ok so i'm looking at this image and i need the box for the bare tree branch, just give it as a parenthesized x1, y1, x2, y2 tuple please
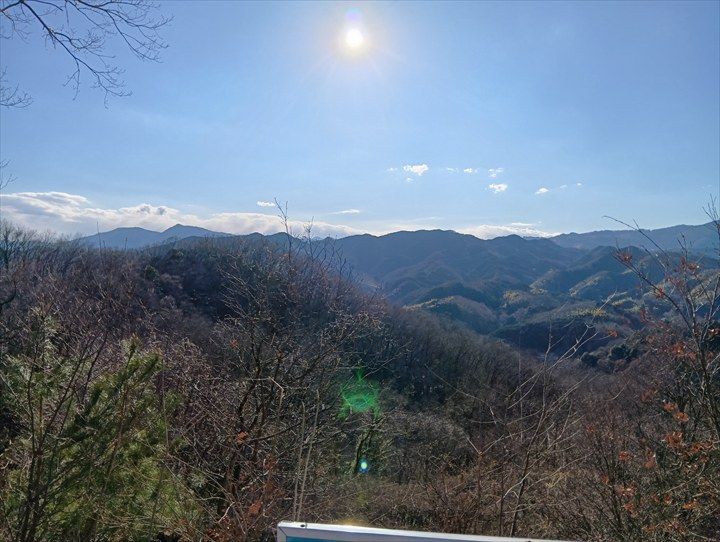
(0, 0, 170, 104)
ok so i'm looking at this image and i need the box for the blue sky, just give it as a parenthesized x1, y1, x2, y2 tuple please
(1, 0, 718, 238)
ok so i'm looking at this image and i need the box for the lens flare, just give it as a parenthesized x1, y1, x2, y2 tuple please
(340, 372, 380, 418)
(358, 458, 370, 474)
(340, 8, 369, 56)
(345, 8, 362, 23)
(345, 28, 365, 50)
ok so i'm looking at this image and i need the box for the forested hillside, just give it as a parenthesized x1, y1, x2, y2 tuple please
(1, 219, 718, 541)
(80, 225, 720, 367)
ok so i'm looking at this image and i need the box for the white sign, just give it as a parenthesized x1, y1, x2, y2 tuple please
(277, 522, 573, 542)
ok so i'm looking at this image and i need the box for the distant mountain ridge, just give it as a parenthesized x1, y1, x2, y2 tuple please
(551, 222, 717, 251)
(77, 221, 718, 360)
(79, 220, 718, 252)
(79, 224, 230, 249)
(331, 230, 582, 304)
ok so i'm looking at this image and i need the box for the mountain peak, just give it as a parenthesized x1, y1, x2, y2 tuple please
(162, 224, 219, 235)
(79, 223, 230, 249)
(163, 223, 187, 232)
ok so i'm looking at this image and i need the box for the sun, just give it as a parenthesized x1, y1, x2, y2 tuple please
(344, 27, 365, 51)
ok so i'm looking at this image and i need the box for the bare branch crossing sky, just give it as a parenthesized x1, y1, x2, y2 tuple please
(1, 1, 718, 238)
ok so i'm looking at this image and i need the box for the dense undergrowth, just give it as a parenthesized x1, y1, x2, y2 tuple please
(1, 220, 718, 541)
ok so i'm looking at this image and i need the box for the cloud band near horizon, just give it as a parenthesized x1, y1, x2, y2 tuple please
(0, 190, 557, 240)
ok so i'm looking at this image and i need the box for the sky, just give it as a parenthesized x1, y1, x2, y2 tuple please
(1, 0, 719, 239)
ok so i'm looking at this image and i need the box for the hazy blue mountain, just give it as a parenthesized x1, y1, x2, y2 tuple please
(79, 222, 718, 355)
(160, 224, 227, 241)
(550, 222, 717, 252)
(81, 221, 718, 254)
(331, 230, 582, 304)
(79, 224, 230, 249)
(530, 246, 648, 299)
(323, 229, 717, 355)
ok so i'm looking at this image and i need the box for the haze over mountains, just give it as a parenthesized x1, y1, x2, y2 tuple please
(78, 224, 228, 249)
(551, 222, 719, 251)
(81, 221, 717, 252)
(329, 230, 716, 361)
(78, 221, 718, 365)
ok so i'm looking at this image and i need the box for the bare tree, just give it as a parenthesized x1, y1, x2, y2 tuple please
(0, 69, 31, 108)
(555, 207, 720, 541)
(611, 205, 720, 441)
(0, 0, 170, 103)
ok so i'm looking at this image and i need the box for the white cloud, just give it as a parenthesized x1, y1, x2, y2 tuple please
(488, 183, 508, 194)
(559, 184, 568, 189)
(1, 191, 361, 238)
(386, 167, 398, 172)
(488, 167, 505, 178)
(463, 168, 476, 174)
(404, 177, 414, 183)
(402, 164, 429, 176)
(331, 209, 361, 215)
(535, 187, 550, 195)
(256, 200, 276, 207)
(445, 167, 458, 173)
(2, 191, 90, 214)
(1, 191, 561, 242)
(459, 223, 556, 239)
(576, 182, 583, 186)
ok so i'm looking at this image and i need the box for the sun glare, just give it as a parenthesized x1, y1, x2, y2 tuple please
(344, 27, 365, 51)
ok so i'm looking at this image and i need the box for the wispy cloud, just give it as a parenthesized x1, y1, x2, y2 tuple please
(445, 167, 458, 173)
(256, 200, 276, 208)
(386, 167, 398, 172)
(402, 164, 429, 176)
(488, 183, 508, 194)
(2, 191, 361, 238)
(8, 191, 90, 207)
(463, 168, 477, 174)
(488, 167, 505, 178)
(331, 209, 361, 215)
(535, 183, 581, 195)
(1, 191, 562, 242)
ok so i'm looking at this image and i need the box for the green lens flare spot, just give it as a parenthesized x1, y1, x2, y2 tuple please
(339, 371, 380, 418)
